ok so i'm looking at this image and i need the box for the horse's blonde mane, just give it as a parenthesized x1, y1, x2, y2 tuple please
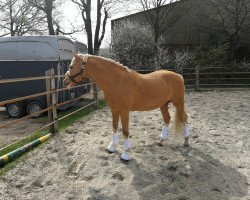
(80, 54, 129, 71)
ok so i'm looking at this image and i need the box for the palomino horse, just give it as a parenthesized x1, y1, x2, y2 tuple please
(64, 53, 190, 161)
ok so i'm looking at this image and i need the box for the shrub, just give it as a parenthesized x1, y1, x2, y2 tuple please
(192, 43, 230, 68)
(173, 50, 194, 73)
(154, 40, 171, 70)
(111, 21, 157, 70)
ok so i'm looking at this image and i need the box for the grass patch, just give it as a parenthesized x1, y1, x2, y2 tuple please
(58, 99, 106, 131)
(0, 153, 28, 176)
(0, 130, 47, 157)
(0, 141, 50, 177)
(0, 99, 106, 175)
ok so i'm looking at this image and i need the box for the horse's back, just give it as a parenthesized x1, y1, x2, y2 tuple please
(128, 70, 185, 111)
(143, 70, 185, 98)
(139, 70, 184, 89)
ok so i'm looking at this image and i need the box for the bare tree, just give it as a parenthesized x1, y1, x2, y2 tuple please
(71, 0, 126, 55)
(0, 0, 46, 36)
(54, 21, 84, 38)
(0, 0, 7, 10)
(28, 0, 83, 37)
(71, 0, 104, 54)
(28, 0, 58, 35)
(138, 0, 185, 44)
(201, 0, 250, 57)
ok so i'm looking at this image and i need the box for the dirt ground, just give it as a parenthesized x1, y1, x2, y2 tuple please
(0, 107, 47, 148)
(0, 90, 249, 200)
(0, 96, 95, 148)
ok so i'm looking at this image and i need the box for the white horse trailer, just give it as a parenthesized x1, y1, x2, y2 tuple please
(0, 36, 88, 118)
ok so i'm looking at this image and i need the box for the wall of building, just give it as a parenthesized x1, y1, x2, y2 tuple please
(112, 0, 250, 49)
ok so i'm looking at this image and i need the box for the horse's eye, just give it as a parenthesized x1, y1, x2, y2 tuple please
(70, 66, 73, 69)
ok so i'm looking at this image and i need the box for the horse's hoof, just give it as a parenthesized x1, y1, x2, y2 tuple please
(107, 144, 116, 153)
(158, 142, 163, 147)
(106, 149, 115, 154)
(121, 151, 131, 161)
(183, 143, 189, 147)
(120, 157, 130, 163)
(183, 138, 189, 147)
(158, 139, 164, 146)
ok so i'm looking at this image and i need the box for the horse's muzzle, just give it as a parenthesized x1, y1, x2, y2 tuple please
(63, 77, 69, 86)
(63, 75, 73, 88)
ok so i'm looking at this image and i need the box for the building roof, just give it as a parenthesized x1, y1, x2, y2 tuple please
(111, 0, 186, 23)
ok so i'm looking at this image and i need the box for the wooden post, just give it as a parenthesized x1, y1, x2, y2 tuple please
(45, 70, 54, 133)
(45, 69, 58, 133)
(195, 65, 200, 91)
(92, 82, 99, 108)
(51, 70, 58, 133)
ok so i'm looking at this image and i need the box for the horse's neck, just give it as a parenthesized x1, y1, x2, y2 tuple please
(86, 57, 126, 93)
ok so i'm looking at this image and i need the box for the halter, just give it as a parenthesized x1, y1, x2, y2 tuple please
(67, 54, 89, 84)
(67, 65, 85, 84)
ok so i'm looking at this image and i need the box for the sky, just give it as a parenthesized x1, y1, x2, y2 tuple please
(62, 1, 141, 48)
(62, 0, 174, 48)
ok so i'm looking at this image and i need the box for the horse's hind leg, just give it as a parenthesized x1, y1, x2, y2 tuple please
(107, 110, 120, 153)
(120, 110, 132, 161)
(173, 102, 190, 147)
(158, 102, 171, 146)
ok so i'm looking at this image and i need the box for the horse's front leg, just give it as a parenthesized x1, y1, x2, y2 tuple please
(120, 111, 131, 161)
(107, 110, 119, 153)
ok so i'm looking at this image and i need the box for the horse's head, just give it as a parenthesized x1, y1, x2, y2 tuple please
(64, 52, 88, 88)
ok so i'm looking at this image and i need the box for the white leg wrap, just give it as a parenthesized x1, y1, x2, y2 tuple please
(111, 134, 119, 145)
(160, 125, 169, 141)
(121, 139, 132, 160)
(183, 126, 190, 138)
(107, 134, 119, 153)
(124, 139, 132, 151)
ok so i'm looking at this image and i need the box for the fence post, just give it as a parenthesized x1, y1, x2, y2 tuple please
(92, 82, 99, 108)
(45, 69, 58, 133)
(45, 70, 54, 133)
(51, 70, 58, 133)
(195, 65, 200, 91)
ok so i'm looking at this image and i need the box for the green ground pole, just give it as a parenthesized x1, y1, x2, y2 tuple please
(0, 133, 52, 168)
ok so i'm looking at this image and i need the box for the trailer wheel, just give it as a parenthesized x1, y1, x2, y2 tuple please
(26, 101, 44, 118)
(6, 102, 25, 118)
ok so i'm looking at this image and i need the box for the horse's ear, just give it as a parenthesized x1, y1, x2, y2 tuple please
(72, 52, 79, 59)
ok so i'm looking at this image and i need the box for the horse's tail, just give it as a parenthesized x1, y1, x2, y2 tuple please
(173, 109, 185, 135)
(171, 73, 188, 135)
(172, 103, 188, 136)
